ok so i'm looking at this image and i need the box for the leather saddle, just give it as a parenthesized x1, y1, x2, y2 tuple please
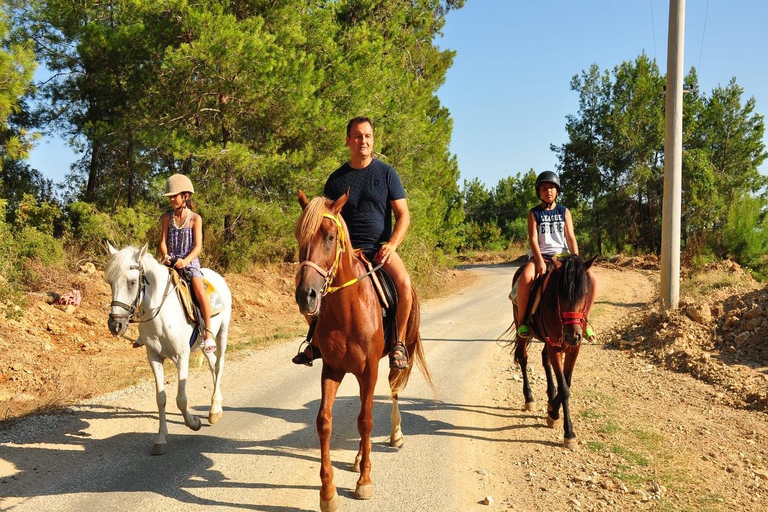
(356, 250, 398, 347)
(168, 268, 225, 325)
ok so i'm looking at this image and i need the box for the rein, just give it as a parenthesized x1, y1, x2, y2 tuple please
(298, 212, 382, 296)
(109, 262, 177, 324)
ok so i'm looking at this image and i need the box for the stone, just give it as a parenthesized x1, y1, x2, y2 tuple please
(482, 496, 494, 506)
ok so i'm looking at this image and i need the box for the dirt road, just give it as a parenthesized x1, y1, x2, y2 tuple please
(1, 264, 766, 511)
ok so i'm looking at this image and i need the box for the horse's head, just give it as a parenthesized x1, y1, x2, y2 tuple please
(104, 242, 150, 336)
(551, 254, 596, 346)
(294, 190, 349, 316)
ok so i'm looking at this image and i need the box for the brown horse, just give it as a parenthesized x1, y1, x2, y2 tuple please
(509, 254, 596, 449)
(294, 191, 432, 512)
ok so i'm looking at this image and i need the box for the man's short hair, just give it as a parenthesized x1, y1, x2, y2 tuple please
(346, 116, 374, 137)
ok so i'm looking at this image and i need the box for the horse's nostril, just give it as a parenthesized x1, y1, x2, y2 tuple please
(308, 288, 317, 300)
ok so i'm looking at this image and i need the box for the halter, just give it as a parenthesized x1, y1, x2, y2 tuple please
(544, 279, 589, 348)
(298, 212, 378, 297)
(109, 261, 176, 324)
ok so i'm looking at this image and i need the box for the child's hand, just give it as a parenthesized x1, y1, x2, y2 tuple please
(160, 254, 171, 265)
(535, 258, 547, 276)
(174, 258, 186, 269)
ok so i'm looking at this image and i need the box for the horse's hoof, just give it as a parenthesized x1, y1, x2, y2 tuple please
(320, 492, 339, 512)
(152, 443, 167, 455)
(189, 416, 202, 431)
(564, 437, 577, 450)
(390, 434, 404, 448)
(524, 401, 534, 412)
(354, 483, 374, 500)
(209, 411, 222, 425)
(546, 416, 558, 429)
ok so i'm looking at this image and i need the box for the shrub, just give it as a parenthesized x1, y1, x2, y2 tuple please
(15, 226, 66, 266)
(721, 195, 767, 270)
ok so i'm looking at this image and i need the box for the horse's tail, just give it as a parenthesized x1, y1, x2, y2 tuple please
(391, 287, 434, 396)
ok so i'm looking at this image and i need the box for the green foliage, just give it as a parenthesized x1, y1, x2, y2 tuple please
(0, 5, 37, 161)
(15, 225, 64, 266)
(18, 0, 465, 270)
(721, 195, 767, 270)
(66, 201, 114, 253)
(14, 193, 63, 235)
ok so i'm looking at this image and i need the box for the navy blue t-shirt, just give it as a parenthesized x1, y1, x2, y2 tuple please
(324, 159, 406, 249)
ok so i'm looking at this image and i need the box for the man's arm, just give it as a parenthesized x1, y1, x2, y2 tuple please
(376, 198, 410, 264)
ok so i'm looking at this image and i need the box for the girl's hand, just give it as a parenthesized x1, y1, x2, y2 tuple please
(174, 258, 186, 269)
(535, 257, 547, 276)
(161, 254, 171, 265)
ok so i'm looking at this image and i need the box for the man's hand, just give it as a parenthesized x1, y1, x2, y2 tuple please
(375, 243, 396, 265)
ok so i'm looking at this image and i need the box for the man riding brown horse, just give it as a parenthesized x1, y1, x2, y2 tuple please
(293, 116, 413, 370)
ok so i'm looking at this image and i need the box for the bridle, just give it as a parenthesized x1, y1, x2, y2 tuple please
(297, 212, 380, 298)
(109, 261, 176, 324)
(543, 271, 590, 348)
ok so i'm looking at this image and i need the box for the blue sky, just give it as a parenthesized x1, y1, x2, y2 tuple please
(435, 0, 768, 188)
(28, 1, 768, 188)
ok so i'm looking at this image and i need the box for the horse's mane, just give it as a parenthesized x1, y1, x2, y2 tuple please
(104, 246, 157, 282)
(557, 254, 589, 307)
(296, 196, 332, 250)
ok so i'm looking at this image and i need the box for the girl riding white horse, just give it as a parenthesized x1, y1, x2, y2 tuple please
(105, 242, 232, 455)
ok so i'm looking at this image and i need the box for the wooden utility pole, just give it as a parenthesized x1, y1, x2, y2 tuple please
(660, 0, 685, 311)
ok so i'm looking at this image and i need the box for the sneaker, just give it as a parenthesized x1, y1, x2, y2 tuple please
(585, 326, 596, 342)
(517, 324, 530, 338)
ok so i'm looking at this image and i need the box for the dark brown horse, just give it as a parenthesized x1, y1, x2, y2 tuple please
(510, 254, 596, 449)
(294, 191, 432, 512)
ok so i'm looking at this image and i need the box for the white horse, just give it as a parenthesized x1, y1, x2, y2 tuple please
(104, 243, 232, 455)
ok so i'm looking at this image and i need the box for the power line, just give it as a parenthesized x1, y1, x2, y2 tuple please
(649, 0, 658, 60)
(698, 0, 711, 72)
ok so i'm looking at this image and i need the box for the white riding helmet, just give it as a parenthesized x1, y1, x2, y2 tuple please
(163, 174, 194, 196)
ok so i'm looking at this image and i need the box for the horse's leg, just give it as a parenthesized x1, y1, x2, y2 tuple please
(353, 366, 377, 500)
(560, 347, 581, 449)
(515, 332, 534, 411)
(318, 366, 343, 512)
(207, 320, 228, 424)
(147, 351, 169, 455)
(389, 369, 404, 448)
(541, 341, 560, 418)
(175, 352, 202, 432)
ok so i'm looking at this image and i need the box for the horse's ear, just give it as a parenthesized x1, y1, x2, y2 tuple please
(298, 189, 309, 210)
(106, 240, 118, 256)
(585, 255, 598, 270)
(332, 189, 349, 214)
(137, 243, 149, 262)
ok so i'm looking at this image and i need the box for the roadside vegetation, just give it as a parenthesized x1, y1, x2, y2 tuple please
(0, 1, 766, 306)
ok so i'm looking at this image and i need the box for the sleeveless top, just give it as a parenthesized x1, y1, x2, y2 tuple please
(528, 204, 570, 258)
(167, 210, 203, 278)
(323, 159, 406, 249)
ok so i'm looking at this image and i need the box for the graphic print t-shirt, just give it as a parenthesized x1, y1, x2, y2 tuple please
(323, 159, 406, 249)
(529, 204, 570, 257)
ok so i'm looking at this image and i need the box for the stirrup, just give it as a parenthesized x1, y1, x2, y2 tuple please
(292, 339, 321, 367)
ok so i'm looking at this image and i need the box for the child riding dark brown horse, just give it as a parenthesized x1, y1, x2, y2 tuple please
(294, 190, 433, 512)
(510, 254, 596, 449)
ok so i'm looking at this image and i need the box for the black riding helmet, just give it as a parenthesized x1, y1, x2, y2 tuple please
(535, 171, 561, 203)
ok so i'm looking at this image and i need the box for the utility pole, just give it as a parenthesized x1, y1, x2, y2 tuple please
(660, 0, 685, 311)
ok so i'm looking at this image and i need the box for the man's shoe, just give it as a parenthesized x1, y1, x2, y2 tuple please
(292, 344, 322, 366)
(517, 324, 530, 338)
(389, 342, 409, 370)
